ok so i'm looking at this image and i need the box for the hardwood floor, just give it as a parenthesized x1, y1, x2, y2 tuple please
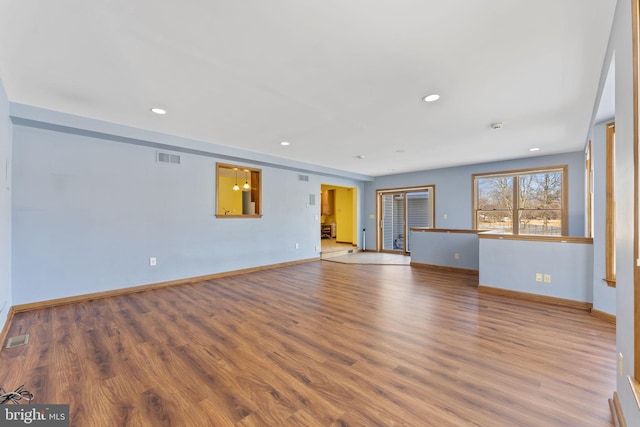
(0, 262, 615, 426)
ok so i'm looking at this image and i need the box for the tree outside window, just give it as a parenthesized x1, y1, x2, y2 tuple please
(474, 166, 567, 236)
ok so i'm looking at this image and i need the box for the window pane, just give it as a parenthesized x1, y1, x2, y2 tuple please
(518, 210, 562, 235)
(406, 191, 432, 252)
(477, 177, 513, 210)
(474, 166, 566, 235)
(477, 210, 513, 232)
(518, 172, 562, 209)
(382, 193, 405, 250)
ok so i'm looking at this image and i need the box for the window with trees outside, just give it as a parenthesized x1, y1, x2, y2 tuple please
(473, 166, 568, 236)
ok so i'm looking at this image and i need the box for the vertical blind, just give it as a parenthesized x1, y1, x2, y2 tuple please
(380, 189, 433, 252)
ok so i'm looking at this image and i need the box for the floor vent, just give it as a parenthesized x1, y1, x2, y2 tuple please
(6, 334, 29, 349)
(348, 249, 354, 254)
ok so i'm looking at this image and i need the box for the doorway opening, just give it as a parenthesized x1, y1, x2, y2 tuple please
(320, 184, 358, 256)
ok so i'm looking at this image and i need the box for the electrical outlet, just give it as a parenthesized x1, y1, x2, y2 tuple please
(535, 273, 542, 282)
(443, 213, 448, 219)
(315, 245, 320, 252)
(619, 353, 624, 377)
(295, 243, 299, 249)
(543, 274, 551, 283)
(149, 257, 157, 266)
(454, 253, 459, 260)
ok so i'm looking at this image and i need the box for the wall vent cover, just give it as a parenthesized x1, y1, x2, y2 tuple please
(298, 174, 309, 182)
(308, 194, 316, 206)
(6, 334, 29, 348)
(157, 152, 181, 164)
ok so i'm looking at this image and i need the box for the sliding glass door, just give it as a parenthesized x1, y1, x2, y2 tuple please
(381, 193, 405, 251)
(378, 186, 434, 254)
(405, 191, 431, 252)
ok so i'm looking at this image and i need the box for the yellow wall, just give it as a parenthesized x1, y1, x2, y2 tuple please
(218, 175, 242, 215)
(321, 184, 357, 244)
(335, 187, 353, 243)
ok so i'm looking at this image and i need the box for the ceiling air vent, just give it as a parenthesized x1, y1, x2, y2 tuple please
(157, 151, 181, 165)
(298, 174, 309, 182)
(6, 334, 29, 348)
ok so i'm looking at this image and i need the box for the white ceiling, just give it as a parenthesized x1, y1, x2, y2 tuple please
(0, 0, 616, 177)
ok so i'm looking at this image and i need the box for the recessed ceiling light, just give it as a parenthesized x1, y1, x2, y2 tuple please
(280, 141, 290, 146)
(422, 94, 440, 102)
(396, 149, 406, 153)
(490, 122, 503, 130)
(356, 155, 365, 159)
(529, 147, 540, 152)
(150, 107, 167, 115)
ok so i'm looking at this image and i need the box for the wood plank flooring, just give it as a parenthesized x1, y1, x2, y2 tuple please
(0, 262, 615, 426)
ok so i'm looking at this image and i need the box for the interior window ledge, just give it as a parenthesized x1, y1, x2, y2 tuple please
(215, 214, 263, 219)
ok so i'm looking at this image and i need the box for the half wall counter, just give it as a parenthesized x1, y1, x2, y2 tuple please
(409, 228, 482, 273)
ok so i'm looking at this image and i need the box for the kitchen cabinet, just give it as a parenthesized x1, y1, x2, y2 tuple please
(321, 189, 334, 215)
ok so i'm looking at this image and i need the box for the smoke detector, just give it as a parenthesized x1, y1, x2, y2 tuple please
(490, 122, 503, 130)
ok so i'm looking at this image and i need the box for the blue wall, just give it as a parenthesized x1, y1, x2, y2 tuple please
(11, 109, 365, 305)
(0, 80, 11, 331)
(479, 238, 593, 302)
(410, 231, 479, 270)
(606, 0, 640, 422)
(363, 151, 586, 249)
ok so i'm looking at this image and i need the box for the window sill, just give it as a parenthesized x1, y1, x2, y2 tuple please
(603, 278, 616, 287)
(477, 233, 593, 244)
(215, 214, 262, 219)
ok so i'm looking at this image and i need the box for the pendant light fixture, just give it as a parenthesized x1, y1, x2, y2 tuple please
(233, 170, 240, 191)
(242, 171, 250, 191)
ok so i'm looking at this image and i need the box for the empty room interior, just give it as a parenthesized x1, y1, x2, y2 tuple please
(1, 1, 640, 426)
